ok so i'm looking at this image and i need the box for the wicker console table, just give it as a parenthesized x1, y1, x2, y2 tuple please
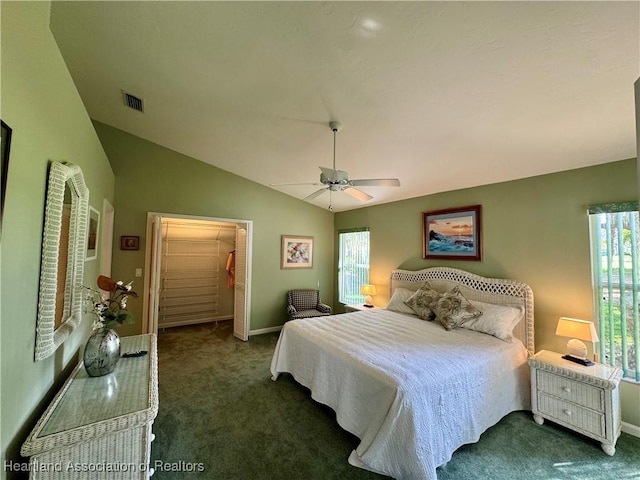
(21, 334, 158, 479)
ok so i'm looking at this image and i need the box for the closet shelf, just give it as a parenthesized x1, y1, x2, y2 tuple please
(160, 304, 218, 315)
(162, 280, 219, 288)
(161, 268, 220, 273)
(161, 289, 218, 297)
(162, 273, 219, 279)
(162, 253, 220, 258)
(161, 301, 219, 310)
(162, 239, 225, 243)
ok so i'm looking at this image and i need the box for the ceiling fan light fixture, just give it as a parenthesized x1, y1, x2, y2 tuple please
(273, 121, 400, 207)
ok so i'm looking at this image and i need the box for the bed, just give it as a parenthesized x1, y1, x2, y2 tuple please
(270, 267, 535, 480)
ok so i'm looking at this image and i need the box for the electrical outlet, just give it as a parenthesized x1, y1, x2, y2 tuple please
(135, 268, 142, 277)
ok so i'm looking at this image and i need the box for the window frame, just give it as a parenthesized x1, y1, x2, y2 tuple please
(337, 228, 370, 306)
(588, 201, 640, 382)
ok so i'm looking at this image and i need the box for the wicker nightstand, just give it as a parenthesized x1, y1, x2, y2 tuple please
(344, 304, 379, 313)
(528, 350, 622, 455)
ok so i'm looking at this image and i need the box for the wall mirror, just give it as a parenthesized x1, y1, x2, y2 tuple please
(35, 161, 89, 361)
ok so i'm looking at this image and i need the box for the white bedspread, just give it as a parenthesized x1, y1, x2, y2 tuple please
(270, 308, 530, 480)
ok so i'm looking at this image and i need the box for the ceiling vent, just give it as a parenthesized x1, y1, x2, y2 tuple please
(122, 91, 144, 113)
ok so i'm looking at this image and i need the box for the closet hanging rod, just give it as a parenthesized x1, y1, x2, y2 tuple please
(161, 268, 220, 274)
(163, 221, 237, 229)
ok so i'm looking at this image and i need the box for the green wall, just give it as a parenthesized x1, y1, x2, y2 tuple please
(335, 158, 640, 427)
(0, 2, 115, 476)
(92, 121, 334, 335)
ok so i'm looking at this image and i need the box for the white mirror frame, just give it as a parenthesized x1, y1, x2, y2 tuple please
(35, 162, 89, 361)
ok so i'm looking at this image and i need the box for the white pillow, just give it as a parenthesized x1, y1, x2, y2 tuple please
(385, 287, 419, 316)
(463, 300, 525, 342)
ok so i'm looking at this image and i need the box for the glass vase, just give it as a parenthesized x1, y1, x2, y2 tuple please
(83, 327, 120, 377)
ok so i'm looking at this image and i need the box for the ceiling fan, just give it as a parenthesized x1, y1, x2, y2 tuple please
(271, 121, 400, 210)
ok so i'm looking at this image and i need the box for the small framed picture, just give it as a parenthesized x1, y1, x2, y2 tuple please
(423, 205, 482, 261)
(86, 206, 100, 261)
(281, 235, 314, 269)
(120, 235, 139, 251)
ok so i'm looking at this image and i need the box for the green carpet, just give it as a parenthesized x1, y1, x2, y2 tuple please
(151, 322, 640, 479)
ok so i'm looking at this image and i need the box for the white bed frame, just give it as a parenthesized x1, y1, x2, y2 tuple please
(390, 266, 535, 355)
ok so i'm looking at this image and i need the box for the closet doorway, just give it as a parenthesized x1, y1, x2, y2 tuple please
(143, 213, 252, 341)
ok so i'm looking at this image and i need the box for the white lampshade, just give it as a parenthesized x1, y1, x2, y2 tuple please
(361, 284, 377, 306)
(555, 317, 599, 342)
(555, 317, 599, 363)
(360, 284, 377, 296)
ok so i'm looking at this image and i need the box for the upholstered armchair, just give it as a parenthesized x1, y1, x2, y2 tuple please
(287, 290, 332, 321)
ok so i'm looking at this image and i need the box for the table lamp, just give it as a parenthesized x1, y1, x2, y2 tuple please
(361, 284, 377, 307)
(555, 317, 599, 366)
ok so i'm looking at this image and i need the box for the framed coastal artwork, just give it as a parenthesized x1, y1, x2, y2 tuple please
(281, 235, 313, 269)
(422, 205, 482, 261)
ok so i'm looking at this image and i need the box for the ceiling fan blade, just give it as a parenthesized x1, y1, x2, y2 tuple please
(319, 167, 348, 183)
(270, 182, 322, 186)
(349, 178, 401, 187)
(304, 188, 328, 201)
(344, 187, 373, 202)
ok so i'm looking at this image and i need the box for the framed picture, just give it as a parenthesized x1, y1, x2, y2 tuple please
(423, 205, 482, 261)
(281, 235, 314, 269)
(1, 120, 12, 224)
(120, 235, 139, 251)
(86, 206, 100, 261)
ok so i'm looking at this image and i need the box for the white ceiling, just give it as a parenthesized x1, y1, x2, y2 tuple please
(50, 1, 639, 212)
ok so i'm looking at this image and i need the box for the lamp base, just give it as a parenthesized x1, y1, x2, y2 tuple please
(363, 294, 373, 307)
(562, 354, 595, 366)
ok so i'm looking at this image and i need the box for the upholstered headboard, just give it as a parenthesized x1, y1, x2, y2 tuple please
(390, 267, 535, 355)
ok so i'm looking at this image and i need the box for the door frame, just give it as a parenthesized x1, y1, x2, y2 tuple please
(142, 212, 252, 338)
(99, 199, 114, 277)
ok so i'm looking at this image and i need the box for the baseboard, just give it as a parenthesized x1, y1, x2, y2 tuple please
(621, 421, 640, 438)
(249, 325, 282, 336)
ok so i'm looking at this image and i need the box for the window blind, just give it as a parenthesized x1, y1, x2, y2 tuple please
(589, 204, 640, 381)
(338, 229, 370, 305)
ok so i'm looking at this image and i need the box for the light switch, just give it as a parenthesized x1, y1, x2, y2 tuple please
(135, 268, 142, 277)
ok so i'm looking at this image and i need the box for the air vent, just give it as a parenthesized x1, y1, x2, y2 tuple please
(122, 91, 144, 113)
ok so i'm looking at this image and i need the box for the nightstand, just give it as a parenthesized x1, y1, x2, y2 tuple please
(344, 304, 379, 313)
(528, 350, 622, 455)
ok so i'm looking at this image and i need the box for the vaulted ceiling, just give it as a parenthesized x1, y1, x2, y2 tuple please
(50, 1, 639, 212)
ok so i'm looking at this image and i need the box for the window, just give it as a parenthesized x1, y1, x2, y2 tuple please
(338, 229, 370, 305)
(589, 202, 640, 381)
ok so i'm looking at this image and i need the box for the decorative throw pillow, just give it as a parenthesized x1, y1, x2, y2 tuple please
(404, 282, 441, 321)
(433, 286, 482, 330)
(386, 288, 420, 316)
(462, 300, 525, 342)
